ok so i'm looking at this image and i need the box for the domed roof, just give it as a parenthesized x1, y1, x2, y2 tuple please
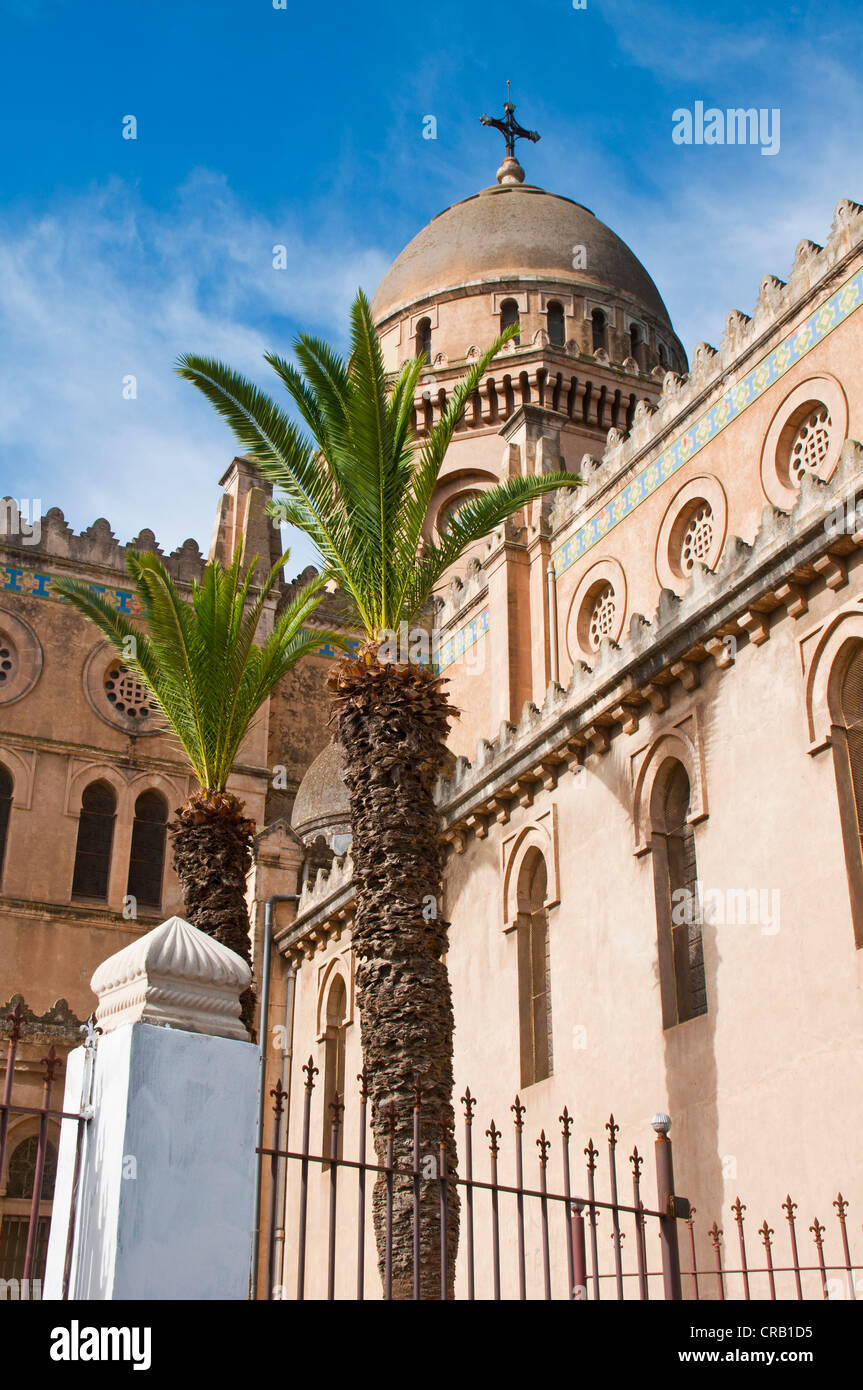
(370, 182, 675, 328)
(291, 739, 349, 838)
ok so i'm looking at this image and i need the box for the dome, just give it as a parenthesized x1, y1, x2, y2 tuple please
(370, 182, 675, 330)
(291, 740, 350, 844)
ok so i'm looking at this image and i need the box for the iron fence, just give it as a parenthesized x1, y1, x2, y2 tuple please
(257, 1058, 862, 1302)
(0, 1002, 97, 1299)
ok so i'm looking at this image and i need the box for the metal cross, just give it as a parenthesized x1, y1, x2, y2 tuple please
(480, 82, 540, 159)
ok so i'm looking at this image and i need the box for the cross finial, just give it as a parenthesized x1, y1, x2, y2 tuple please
(479, 85, 540, 185)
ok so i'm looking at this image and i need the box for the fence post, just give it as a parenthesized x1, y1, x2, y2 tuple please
(653, 1112, 683, 1301)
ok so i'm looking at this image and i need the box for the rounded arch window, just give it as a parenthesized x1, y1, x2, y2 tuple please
(591, 309, 607, 353)
(500, 298, 520, 344)
(546, 301, 565, 347)
(436, 489, 482, 536)
(760, 376, 847, 510)
(126, 789, 168, 910)
(71, 779, 117, 901)
(0, 762, 12, 884)
(6, 1134, 58, 1200)
(415, 317, 432, 365)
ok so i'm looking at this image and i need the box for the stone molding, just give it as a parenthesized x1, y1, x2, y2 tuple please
(91, 915, 251, 1040)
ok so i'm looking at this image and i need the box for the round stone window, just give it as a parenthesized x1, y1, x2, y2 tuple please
(0, 615, 42, 706)
(104, 663, 160, 721)
(655, 476, 727, 595)
(587, 583, 616, 650)
(760, 376, 847, 510)
(0, 639, 17, 687)
(679, 501, 714, 575)
(787, 405, 832, 484)
(566, 560, 627, 662)
(83, 644, 162, 735)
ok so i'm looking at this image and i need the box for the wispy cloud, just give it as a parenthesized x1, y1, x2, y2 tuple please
(0, 170, 388, 572)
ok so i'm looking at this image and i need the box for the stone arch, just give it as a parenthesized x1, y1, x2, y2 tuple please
(315, 953, 353, 1042)
(0, 743, 36, 809)
(803, 606, 863, 750)
(632, 726, 707, 855)
(64, 762, 129, 819)
(501, 810, 559, 933)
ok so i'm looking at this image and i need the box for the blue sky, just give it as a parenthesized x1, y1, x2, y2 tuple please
(1, 0, 861, 576)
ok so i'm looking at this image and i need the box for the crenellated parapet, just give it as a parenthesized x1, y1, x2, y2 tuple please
(0, 501, 206, 582)
(549, 198, 863, 540)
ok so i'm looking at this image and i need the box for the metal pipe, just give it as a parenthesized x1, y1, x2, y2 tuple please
(546, 561, 559, 686)
(250, 893, 300, 1299)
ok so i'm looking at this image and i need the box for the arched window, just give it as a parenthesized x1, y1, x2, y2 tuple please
(658, 342, 668, 369)
(500, 298, 520, 345)
(71, 780, 116, 901)
(516, 849, 552, 1086)
(591, 309, 607, 353)
(547, 301, 565, 347)
(415, 318, 432, 365)
(321, 973, 347, 1164)
(0, 764, 12, 886)
(650, 761, 707, 1027)
(126, 790, 168, 910)
(831, 642, 863, 947)
(629, 323, 641, 360)
(5, 1135, 57, 1199)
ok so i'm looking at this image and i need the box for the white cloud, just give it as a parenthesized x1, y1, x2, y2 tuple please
(0, 171, 389, 575)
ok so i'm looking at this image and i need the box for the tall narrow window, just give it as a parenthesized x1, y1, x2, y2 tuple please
(0, 764, 12, 886)
(516, 850, 552, 1086)
(321, 974, 347, 1163)
(500, 298, 520, 345)
(415, 317, 432, 365)
(831, 642, 863, 947)
(547, 301, 565, 347)
(651, 760, 707, 1026)
(591, 308, 607, 353)
(126, 790, 168, 911)
(71, 781, 116, 901)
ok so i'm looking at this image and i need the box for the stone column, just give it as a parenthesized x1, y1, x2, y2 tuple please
(44, 916, 259, 1300)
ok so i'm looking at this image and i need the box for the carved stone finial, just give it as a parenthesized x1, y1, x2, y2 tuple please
(90, 916, 252, 1041)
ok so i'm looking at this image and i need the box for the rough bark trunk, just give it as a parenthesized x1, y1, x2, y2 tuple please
(329, 652, 459, 1299)
(169, 789, 256, 1034)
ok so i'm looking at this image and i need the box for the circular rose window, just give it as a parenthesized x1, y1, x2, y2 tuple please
(760, 376, 847, 510)
(587, 583, 616, 650)
(655, 476, 727, 595)
(104, 663, 160, 721)
(679, 501, 714, 574)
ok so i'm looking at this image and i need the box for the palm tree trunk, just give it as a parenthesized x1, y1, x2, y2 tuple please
(329, 653, 459, 1299)
(169, 790, 256, 1034)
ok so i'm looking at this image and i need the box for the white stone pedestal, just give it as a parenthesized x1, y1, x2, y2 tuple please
(44, 917, 259, 1300)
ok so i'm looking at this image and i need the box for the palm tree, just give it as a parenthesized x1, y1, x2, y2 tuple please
(177, 291, 582, 1296)
(54, 548, 338, 1032)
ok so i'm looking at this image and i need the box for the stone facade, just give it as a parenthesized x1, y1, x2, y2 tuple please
(3, 156, 863, 1297)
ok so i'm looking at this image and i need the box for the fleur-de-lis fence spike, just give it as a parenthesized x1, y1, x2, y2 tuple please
(486, 1119, 501, 1156)
(80, 1013, 102, 1049)
(329, 1091, 345, 1127)
(731, 1196, 746, 1224)
(5, 1000, 25, 1043)
(302, 1055, 319, 1090)
(606, 1114, 619, 1147)
(585, 1137, 598, 1172)
(357, 1067, 369, 1103)
(559, 1105, 573, 1139)
(461, 1087, 476, 1123)
(759, 1220, 774, 1247)
(630, 1146, 643, 1178)
(41, 1045, 61, 1083)
(270, 1080, 288, 1116)
(536, 1130, 550, 1167)
(709, 1222, 723, 1249)
(511, 1095, 525, 1130)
